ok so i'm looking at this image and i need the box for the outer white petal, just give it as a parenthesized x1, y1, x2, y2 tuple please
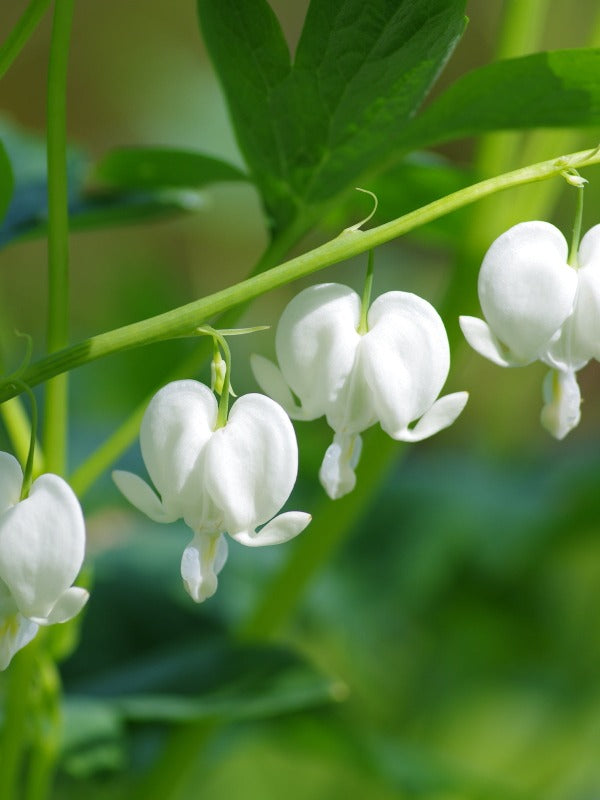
(478, 221, 577, 362)
(250, 354, 311, 419)
(0, 452, 23, 514)
(231, 511, 311, 546)
(0, 474, 85, 620)
(392, 392, 469, 442)
(540, 369, 581, 440)
(140, 380, 217, 517)
(557, 224, 600, 363)
(204, 393, 299, 532)
(318, 433, 363, 500)
(112, 470, 178, 523)
(360, 292, 451, 436)
(0, 613, 38, 670)
(34, 587, 89, 625)
(180, 532, 228, 603)
(275, 284, 361, 419)
(459, 316, 527, 367)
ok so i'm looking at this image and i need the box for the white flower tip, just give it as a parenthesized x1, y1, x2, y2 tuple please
(459, 316, 520, 367)
(180, 534, 228, 604)
(392, 391, 468, 442)
(112, 470, 176, 524)
(540, 369, 581, 440)
(318, 434, 362, 500)
(232, 511, 311, 546)
(250, 354, 307, 419)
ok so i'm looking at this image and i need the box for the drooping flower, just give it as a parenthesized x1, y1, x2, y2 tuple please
(0, 452, 88, 669)
(251, 283, 468, 500)
(459, 221, 600, 439)
(113, 380, 311, 603)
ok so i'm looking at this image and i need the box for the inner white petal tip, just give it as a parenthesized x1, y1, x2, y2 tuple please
(318, 434, 362, 500)
(540, 369, 581, 440)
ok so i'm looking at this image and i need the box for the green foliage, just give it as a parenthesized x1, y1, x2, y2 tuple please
(0, 139, 13, 223)
(94, 147, 247, 190)
(197, 0, 468, 233)
(402, 47, 600, 149)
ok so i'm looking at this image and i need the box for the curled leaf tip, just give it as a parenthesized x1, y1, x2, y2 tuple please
(343, 188, 379, 233)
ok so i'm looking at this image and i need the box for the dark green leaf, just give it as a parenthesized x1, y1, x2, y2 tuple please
(94, 147, 247, 190)
(0, 140, 13, 222)
(402, 48, 600, 150)
(198, 0, 467, 232)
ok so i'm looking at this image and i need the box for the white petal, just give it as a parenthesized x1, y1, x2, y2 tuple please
(478, 221, 577, 362)
(275, 284, 361, 420)
(0, 452, 23, 514)
(204, 393, 299, 532)
(459, 316, 526, 367)
(140, 380, 217, 517)
(540, 369, 581, 440)
(231, 511, 311, 546)
(360, 292, 451, 436)
(0, 613, 38, 670)
(35, 586, 89, 625)
(250, 354, 310, 419)
(392, 391, 469, 442)
(318, 433, 362, 500)
(0, 474, 85, 620)
(180, 532, 228, 603)
(112, 470, 177, 523)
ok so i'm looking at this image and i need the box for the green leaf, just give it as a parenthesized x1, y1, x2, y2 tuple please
(94, 146, 247, 190)
(402, 48, 600, 150)
(0, 140, 13, 223)
(198, 0, 467, 232)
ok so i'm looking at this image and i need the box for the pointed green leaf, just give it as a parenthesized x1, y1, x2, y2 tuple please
(198, 0, 467, 232)
(94, 147, 247, 190)
(402, 48, 600, 150)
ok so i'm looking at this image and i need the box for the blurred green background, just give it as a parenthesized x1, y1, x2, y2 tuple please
(2, 1, 600, 798)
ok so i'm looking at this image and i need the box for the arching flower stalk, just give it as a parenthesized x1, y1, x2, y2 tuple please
(460, 219, 600, 439)
(113, 379, 311, 603)
(252, 283, 468, 500)
(0, 453, 88, 669)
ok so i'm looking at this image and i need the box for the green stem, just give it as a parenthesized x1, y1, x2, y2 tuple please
(198, 327, 232, 427)
(568, 182, 585, 267)
(0, 398, 44, 476)
(3, 380, 39, 499)
(24, 650, 62, 800)
(2, 146, 599, 407)
(0, 0, 52, 80)
(357, 251, 374, 334)
(43, 0, 74, 476)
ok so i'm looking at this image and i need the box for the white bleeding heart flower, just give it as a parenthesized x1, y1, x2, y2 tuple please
(251, 283, 468, 500)
(459, 221, 600, 439)
(0, 452, 88, 670)
(113, 381, 311, 603)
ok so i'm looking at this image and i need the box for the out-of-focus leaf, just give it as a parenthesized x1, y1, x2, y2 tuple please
(61, 698, 126, 778)
(197, 0, 467, 232)
(0, 0, 52, 80)
(94, 147, 247, 190)
(0, 119, 206, 248)
(0, 140, 13, 222)
(402, 48, 600, 149)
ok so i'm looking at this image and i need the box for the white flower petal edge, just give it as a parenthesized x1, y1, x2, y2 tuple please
(540, 369, 582, 440)
(249, 354, 310, 420)
(392, 391, 469, 442)
(0, 466, 88, 669)
(231, 511, 311, 546)
(114, 381, 310, 603)
(459, 316, 527, 368)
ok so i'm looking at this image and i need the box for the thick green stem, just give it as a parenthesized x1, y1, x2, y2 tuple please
(43, 0, 74, 475)
(0, 0, 52, 79)
(2, 146, 600, 406)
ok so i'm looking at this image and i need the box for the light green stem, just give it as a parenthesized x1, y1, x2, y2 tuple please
(0, 0, 52, 79)
(568, 182, 585, 267)
(0, 398, 44, 476)
(43, 0, 74, 476)
(357, 251, 374, 334)
(2, 146, 600, 406)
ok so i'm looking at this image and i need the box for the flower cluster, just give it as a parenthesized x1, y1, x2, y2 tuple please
(113, 380, 311, 602)
(0, 453, 88, 669)
(252, 283, 468, 499)
(460, 221, 600, 438)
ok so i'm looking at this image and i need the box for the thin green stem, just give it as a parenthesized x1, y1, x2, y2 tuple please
(357, 251, 374, 334)
(1, 146, 599, 407)
(0, 0, 52, 80)
(568, 183, 585, 267)
(43, 0, 74, 476)
(198, 327, 232, 427)
(4, 380, 39, 499)
(0, 398, 44, 476)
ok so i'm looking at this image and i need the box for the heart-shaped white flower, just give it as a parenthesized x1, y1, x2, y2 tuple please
(252, 283, 468, 499)
(0, 452, 88, 669)
(113, 381, 310, 603)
